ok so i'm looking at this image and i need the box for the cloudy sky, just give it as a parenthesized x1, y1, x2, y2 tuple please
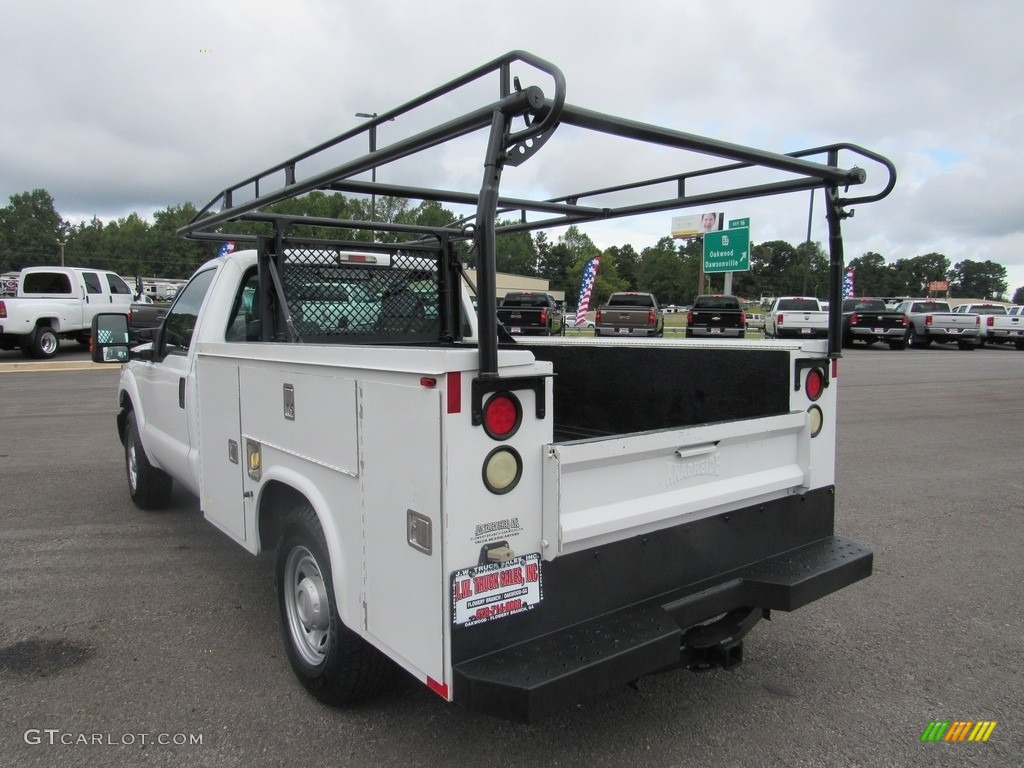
(3, 0, 1023, 295)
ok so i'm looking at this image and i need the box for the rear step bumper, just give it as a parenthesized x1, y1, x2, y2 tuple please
(452, 535, 871, 723)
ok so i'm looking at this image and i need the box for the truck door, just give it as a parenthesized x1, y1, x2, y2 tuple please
(105, 273, 135, 309)
(136, 267, 217, 496)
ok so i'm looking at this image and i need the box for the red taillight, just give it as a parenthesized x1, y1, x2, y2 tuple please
(739, 310, 746, 325)
(0, 301, 6, 319)
(777, 313, 784, 325)
(850, 313, 859, 325)
(925, 315, 933, 326)
(482, 392, 521, 440)
(539, 308, 548, 325)
(595, 309, 602, 324)
(648, 309, 656, 325)
(901, 316, 908, 326)
(987, 316, 994, 327)
(686, 311, 694, 324)
(805, 368, 825, 401)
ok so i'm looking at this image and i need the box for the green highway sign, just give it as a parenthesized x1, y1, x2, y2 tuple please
(728, 218, 749, 229)
(703, 227, 750, 273)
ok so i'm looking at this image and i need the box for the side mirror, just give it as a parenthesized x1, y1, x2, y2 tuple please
(91, 313, 131, 363)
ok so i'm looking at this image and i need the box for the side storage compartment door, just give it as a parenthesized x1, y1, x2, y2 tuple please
(196, 356, 247, 544)
(361, 380, 444, 683)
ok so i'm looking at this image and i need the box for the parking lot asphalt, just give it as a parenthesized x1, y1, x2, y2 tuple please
(0, 344, 1021, 768)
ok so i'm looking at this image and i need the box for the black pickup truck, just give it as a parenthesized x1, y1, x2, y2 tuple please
(841, 298, 907, 349)
(496, 291, 564, 336)
(685, 295, 747, 339)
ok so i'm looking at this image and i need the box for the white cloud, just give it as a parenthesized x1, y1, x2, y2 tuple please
(3, 0, 1024, 293)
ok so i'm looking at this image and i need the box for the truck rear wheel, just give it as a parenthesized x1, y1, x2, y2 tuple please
(25, 326, 60, 359)
(124, 411, 173, 509)
(276, 503, 390, 704)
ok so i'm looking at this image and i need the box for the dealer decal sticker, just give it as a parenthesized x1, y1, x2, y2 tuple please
(452, 553, 542, 626)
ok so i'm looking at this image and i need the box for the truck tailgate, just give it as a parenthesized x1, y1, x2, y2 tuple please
(543, 411, 807, 556)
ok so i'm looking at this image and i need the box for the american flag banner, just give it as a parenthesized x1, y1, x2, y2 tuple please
(574, 257, 600, 327)
(217, 241, 236, 258)
(843, 267, 855, 299)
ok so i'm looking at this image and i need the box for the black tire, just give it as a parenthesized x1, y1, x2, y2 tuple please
(888, 340, 907, 350)
(906, 327, 929, 348)
(1015, 340, 1024, 351)
(124, 411, 172, 510)
(957, 340, 976, 351)
(276, 502, 390, 704)
(684, 328, 693, 339)
(27, 326, 60, 359)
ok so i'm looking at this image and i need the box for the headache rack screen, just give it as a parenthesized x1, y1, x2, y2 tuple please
(260, 246, 447, 344)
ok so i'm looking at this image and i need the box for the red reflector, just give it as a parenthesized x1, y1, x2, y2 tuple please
(420, 376, 437, 388)
(426, 677, 449, 699)
(482, 392, 521, 440)
(447, 372, 461, 414)
(805, 368, 825, 401)
(832, 358, 839, 378)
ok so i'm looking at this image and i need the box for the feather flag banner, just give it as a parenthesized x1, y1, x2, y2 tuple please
(575, 257, 600, 327)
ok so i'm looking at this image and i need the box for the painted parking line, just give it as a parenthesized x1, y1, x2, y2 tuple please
(0, 360, 114, 373)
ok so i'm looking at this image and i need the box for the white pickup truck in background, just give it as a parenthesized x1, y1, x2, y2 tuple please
(88, 51, 894, 723)
(952, 303, 1024, 349)
(764, 296, 830, 340)
(895, 299, 979, 350)
(0, 266, 134, 358)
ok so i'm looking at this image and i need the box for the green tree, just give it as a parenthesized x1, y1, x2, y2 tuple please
(1012, 286, 1024, 305)
(637, 237, 686, 304)
(149, 203, 214, 278)
(947, 259, 1008, 299)
(749, 240, 802, 296)
(539, 226, 598, 296)
(564, 252, 627, 309)
(0, 189, 66, 269)
(64, 217, 107, 270)
(891, 253, 950, 295)
(103, 213, 151, 277)
(606, 244, 641, 290)
(494, 219, 538, 276)
(845, 252, 897, 297)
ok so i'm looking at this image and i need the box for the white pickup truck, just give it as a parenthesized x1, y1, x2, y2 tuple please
(764, 296, 830, 340)
(89, 51, 893, 723)
(952, 303, 1024, 349)
(894, 299, 980, 349)
(0, 266, 134, 357)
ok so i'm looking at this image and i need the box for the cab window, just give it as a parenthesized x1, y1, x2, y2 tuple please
(161, 268, 217, 356)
